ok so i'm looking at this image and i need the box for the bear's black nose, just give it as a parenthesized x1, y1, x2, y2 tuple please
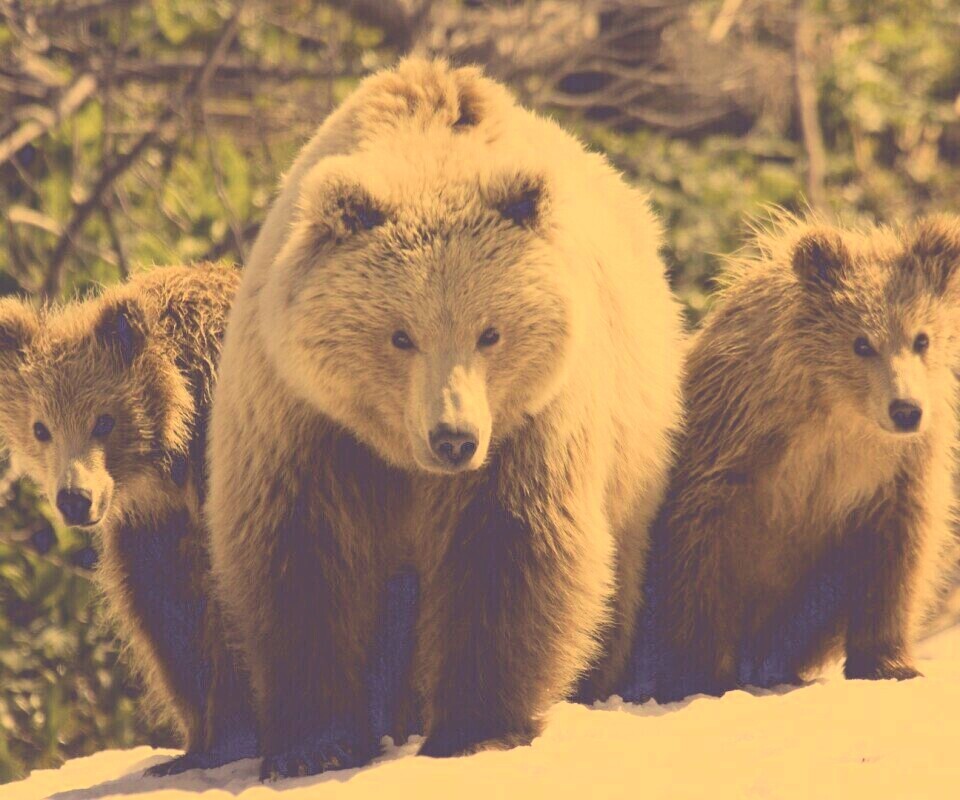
(889, 400, 922, 432)
(56, 488, 93, 525)
(429, 424, 479, 467)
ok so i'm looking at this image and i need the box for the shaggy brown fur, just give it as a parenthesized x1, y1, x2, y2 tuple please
(0, 263, 255, 775)
(207, 58, 683, 779)
(653, 214, 960, 697)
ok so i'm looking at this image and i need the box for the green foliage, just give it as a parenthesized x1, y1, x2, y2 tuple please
(0, 481, 170, 783)
(582, 125, 804, 320)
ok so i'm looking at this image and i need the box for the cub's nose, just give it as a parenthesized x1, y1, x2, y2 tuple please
(429, 424, 479, 467)
(889, 400, 922, 432)
(56, 488, 93, 526)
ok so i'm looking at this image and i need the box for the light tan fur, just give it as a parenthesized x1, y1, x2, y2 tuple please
(657, 213, 960, 693)
(207, 57, 683, 778)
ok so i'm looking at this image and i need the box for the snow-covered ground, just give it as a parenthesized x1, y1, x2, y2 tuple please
(9, 625, 960, 800)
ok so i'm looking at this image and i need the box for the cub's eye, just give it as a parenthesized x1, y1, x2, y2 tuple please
(853, 337, 876, 357)
(92, 414, 115, 437)
(33, 422, 51, 442)
(914, 332, 929, 354)
(391, 330, 416, 351)
(477, 327, 501, 348)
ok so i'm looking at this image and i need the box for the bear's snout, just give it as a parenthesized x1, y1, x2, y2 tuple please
(889, 399, 923, 432)
(56, 488, 93, 526)
(429, 424, 479, 469)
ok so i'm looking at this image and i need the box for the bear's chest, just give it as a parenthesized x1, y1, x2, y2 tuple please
(743, 412, 900, 582)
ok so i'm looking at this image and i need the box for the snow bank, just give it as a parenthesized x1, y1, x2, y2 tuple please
(9, 626, 960, 800)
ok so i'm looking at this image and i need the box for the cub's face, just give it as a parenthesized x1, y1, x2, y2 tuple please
(0, 299, 188, 528)
(792, 217, 960, 438)
(262, 152, 578, 473)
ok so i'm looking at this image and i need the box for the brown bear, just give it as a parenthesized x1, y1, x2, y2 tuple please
(206, 57, 684, 779)
(0, 263, 256, 775)
(635, 214, 960, 701)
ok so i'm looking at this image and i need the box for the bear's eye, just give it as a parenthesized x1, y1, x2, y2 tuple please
(853, 337, 876, 358)
(92, 414, 115, 438)
(33, 422, 51, 442)
(391, 330, 416, 351)
(477, 327, 500, 348)
(914, 332, 929, 354)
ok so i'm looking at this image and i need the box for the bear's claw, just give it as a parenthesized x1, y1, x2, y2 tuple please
(845, 656, 922, 682)
(143, 753, 205, 777)
(259, 740, 366, 781)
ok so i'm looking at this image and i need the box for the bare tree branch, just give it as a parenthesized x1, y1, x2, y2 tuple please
(325, 0, 429, 50)
(8, 205, 119, 266)
(201, 106, 247, 264)
(0, 73, 98, 167)
(201, 219, 260, 263)
(793, 0, 827, 211)
(709, 0, 745, 42)
(102, 204, 129, 279)
(33, 0, 144, 23)
(104, 55, 341, 84)
(40, 4, 246, 298)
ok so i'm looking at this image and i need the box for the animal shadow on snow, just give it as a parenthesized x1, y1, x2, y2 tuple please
(47, 738, 423, 799)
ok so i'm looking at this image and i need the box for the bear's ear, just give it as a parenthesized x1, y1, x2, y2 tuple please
(908, 214, 960, 294)
(300, 173, 388, 248)
(95, 298, 147, 366)
(792, 229, 850, 288)
(491, 173, 547, 230)
(0, 298, 37, 366)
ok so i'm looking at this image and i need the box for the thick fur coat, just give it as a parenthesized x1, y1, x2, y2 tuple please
(621, 215, 960, 702)
(207, 57, 683, 779)
(0, 264, 255, 775)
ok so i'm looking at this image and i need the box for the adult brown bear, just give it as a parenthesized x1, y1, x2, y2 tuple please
(207, 58, 684, 779)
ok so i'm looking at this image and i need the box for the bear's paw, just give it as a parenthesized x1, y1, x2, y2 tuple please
(419, 724, 537, 759)
(844, 654, 923, 682)
(259, 736, 377, 781)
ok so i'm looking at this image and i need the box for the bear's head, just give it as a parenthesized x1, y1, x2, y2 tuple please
(261, 147, 580, 474)
(0, 294, 192, 528)
(790, 215, 960, 438)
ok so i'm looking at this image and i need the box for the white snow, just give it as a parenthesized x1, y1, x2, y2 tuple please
(8, 626, 960, 800)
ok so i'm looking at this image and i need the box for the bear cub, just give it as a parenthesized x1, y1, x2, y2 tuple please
(620, 215, 960, 702)
(0, 263, 256, 775)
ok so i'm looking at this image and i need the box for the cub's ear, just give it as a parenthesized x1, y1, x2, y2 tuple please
(95, 298, 147, 366)
(908, 214, 960, 294)
(0, 298, 37, 365)
(792, 229, 850, 288)
(489, 173, 548, 230)
(298, 170, 388, 248)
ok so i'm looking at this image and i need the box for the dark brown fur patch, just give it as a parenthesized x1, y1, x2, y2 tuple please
(792, 229, 850, 288)
(907, 214, 960, 295)
(492, 173, 547, 229)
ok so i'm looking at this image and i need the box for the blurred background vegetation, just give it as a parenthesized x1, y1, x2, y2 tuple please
(1, 0, 959, 783)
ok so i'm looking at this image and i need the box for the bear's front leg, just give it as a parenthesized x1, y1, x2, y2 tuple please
(129, 513, 258, 778)
(108, 511, 211, 765)
(657, 501, 744, 701)
(419, 448, 613, 758)
(843, 482, 926, 682)
(256, 512, 380, 779)
(211, 467, 382, 781)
